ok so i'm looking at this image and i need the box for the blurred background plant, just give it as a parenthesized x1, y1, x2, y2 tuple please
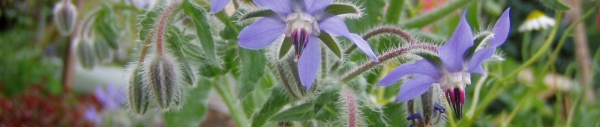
(0, 0, 599, 126)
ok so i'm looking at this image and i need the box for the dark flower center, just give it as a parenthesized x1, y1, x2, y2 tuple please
(445, 87, 465, 120)
(291, 29, 310, 61)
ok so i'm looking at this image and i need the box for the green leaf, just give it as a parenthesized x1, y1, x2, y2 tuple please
(237, 48, 267, 98)
(166, 27, 196, 86)
(414, 51, 441, 65)
(251, 86, 293, 127)
(325, 3, 362, 16)
(385, 0, 405, 24)
(182, 0, 221, 66)
(94, 4, 120, 49)
(361, 105, 389, 127)
(138, 7, 161, 41)
(279, 37, 293, 60)
(466, 32, 491, 57)
(315, 104, 340, 121)
(399, 0, 471, 29)
(466, 0, 481, 31)
(164, 78, 212, 127)
(238, 9, 276, 23)
(382, 103, 407, 126)
(270, 102, 315, 121)
(318, 32, 343, 59)
(197, 63, 228, 77)
(539, 0, 570, 10)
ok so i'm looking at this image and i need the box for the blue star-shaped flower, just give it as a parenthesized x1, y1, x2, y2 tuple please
(378, 8, 511, 119)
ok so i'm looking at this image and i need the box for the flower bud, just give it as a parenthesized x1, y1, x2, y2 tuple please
(93, 38, 112, 63)
(143, 53, 181, 110)
(76, 38, 96, 70)
(405, 84, 446, 127)
(276, 56, 307, 99)
(53, 0, 77, 36)
(126, 65, 149, 115)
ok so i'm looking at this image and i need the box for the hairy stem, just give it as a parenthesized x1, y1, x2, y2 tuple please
(345, 26, 416, 55)
(155, 3, 178, 56)
(340, 44, 437, 82)
(216, 76, 250, 127)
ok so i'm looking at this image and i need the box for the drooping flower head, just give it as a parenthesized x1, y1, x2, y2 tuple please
(238, 0, 378, 88)
(211, 0, 231, 13)
(378, 8, 510, 120)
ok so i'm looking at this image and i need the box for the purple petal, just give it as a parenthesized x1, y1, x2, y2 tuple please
(489, 8, 511, 48)
(348, 34, 378, 61)
(319, 16, 377, 61)
(396, 75, 436, 102)
(254, 0, 294, 15)
(238, 17, 286, 50)
(298, 36, 321, 89)
(318, 15, 348, 37)
(378, 60, 442, 86)
(470, 65, 486, 75)
(304, 0, 333, 15)
(468, 48, 495, 74)
(438, 11, 473, 72)
(210, 0, 231, 13)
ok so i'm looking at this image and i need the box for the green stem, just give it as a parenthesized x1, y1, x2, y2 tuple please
(215, 11, 240, 34)
(465, 12, 565, 126)
(466, 67, 489, 117)
(499, 12, 563, 82)
(521, 31, 531, 61)
(501, 89, 534, 127)
(542, 4, 598, 78)
(214, 76, 249, 127)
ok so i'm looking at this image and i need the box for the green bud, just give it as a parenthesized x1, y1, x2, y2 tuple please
(93, 37, 112, 63)
(53, 0, 77, 36)
(127, 65, 150, 115)
(76, 38, 96, 70)
(144, 53, 181, 111)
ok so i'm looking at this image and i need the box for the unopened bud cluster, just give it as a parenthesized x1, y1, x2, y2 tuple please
(126, 3, 186, 115)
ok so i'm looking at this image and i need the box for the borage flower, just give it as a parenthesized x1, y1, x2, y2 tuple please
(378, 8, 510, 119)
(238, 0, 378, 88)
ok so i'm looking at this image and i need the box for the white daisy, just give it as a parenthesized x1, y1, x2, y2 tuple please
(518, 10, 556, 32)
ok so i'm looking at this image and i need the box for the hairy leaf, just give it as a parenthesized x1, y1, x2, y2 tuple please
(182, 1, 221, 66)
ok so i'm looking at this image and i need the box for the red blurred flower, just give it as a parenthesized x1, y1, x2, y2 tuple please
(422, 0, 446, 12)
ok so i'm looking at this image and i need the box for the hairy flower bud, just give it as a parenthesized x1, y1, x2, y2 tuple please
(76, 38, 96, 69)
(143, 53, 181, 110)
(405, 84, 446, 127)
(276, 56, 307, 99)
(53, 0, 77, 36)
(126, 65, 149, 115)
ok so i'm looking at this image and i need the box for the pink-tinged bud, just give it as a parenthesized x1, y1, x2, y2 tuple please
(445, 87, 465, 120)
(53, 0, 77, 36)
(126, 65, 149, 115)
(75, 38, 96, 69)
(144, 53, 181, 110)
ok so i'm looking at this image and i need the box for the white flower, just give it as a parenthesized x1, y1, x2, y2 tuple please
(518, 10, 556, 32)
